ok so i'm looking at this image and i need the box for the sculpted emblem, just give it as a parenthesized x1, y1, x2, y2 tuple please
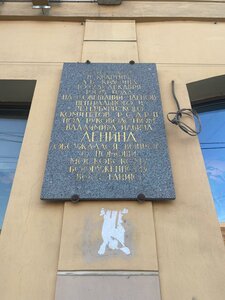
(98, 208, 130, 256)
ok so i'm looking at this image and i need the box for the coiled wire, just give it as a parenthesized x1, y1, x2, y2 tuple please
(167, 80, 201, 136)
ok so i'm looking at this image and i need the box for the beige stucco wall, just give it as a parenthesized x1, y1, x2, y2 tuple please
(0, 20, 225, 300)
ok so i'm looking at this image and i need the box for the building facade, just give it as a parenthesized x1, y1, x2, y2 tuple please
(0, 1, 225, 299)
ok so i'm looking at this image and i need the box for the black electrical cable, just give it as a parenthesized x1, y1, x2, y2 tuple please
(167, 80, 202, 136)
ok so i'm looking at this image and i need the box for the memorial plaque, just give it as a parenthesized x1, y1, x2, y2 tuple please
(41, 63, 175, 201)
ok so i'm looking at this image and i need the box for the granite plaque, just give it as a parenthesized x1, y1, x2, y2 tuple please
(41, 63, 175, 201)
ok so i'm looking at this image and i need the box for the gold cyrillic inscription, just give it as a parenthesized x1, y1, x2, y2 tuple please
(55, 70, 160, 181)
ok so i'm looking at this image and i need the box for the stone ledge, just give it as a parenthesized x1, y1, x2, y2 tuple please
(1, 2, 225, 21)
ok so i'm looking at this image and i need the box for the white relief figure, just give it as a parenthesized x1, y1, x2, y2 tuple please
(98, 208, 131, 256)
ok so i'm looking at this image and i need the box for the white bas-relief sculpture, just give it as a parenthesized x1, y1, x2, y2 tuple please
(98, 208, 131, 256)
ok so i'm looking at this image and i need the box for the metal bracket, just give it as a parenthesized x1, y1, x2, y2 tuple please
(97, 0, 122, 5)
(32, 1, 51, 14)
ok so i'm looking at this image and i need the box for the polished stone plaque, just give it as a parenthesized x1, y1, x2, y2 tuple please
(41, 63, 175, 201)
